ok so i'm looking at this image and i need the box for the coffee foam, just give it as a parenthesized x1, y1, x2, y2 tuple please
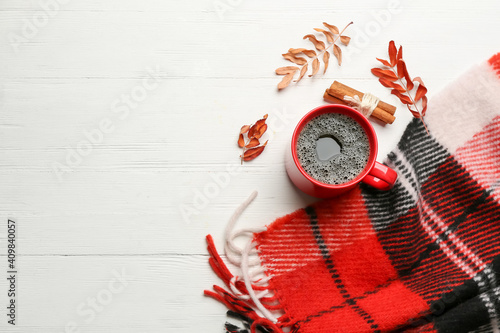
(296, 113, 370, 185)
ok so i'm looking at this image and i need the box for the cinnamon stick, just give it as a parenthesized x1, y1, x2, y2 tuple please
(324, 81, 396, 124)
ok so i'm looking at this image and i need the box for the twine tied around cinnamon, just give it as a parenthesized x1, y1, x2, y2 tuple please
(343, 93, 380, 118)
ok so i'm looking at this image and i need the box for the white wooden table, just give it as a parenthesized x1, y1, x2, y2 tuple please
(0, 1, 499, 332)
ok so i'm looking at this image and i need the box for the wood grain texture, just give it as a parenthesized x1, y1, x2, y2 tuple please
(0, 0, 499, 331)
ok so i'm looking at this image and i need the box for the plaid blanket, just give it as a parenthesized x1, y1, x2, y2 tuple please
(205, 53, 500, 333)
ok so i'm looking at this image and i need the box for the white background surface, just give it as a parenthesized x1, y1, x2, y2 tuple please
(0, 1, 499, 332)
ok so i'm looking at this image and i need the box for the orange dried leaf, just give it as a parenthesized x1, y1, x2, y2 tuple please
(310, 58, 320, 77)
(296, 64, 308, 82)
(323, 51, 330, 74)
(278, 72, 295, 90)
(313, 28, 334, 43)
(413, 77, 427, 102)
(240, 125, 250, 134)
(371, 68, 398, 81)
(282, 53, 307, 65)
(263, 114, 268, 119)
(397, 46, 403, 61)
(333, 44, 342, 65)
(340, 35, 351, 46)
(253, 123, 267, 139)
(391, 90, 413, 105)
(398, 60, 414, 90)
(245, 137, 260, 148)
(289, 48, 316, 57)
(376, 57, 392, 67)
(275, 66, 299, 75)
(379, 78, 405, 93)
(388, 40, 397, 66)
(238, 134, 245, 148)
(303, 34, 325, 51)
(323, 22, 339, 34)
(243, 141, 268, 162)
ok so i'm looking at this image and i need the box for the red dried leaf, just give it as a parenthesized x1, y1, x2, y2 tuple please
(263, 114, 268, 119)
(408, 107, 421, 118)
(388, 40, 397, 66)
(243, 141, 268, 161)
(253, 123, 268, 139)
(420, 96, 428, 117)
(303, 34, 325, 51)
(248, 118, 266, 138)
(376, 58, 392, 67)
(379, 78, 405, 93)
(371, 68, 398, 81)
(240, 125, 250, 134)
(398, 59, 414, 90)
(238, 134, 245, 148)
(391, 90, 413, 105)
(397, 46, 403, 62)
(245, 137, 260, 148)
(412, 77, 427, 102)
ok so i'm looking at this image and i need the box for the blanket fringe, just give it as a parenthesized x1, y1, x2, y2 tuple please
(205, 234, 287, 333)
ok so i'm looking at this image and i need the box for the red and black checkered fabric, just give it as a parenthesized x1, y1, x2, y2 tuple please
(206, 53, 500, 332)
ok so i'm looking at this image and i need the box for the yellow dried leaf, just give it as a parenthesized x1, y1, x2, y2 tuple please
(275, 66, 299, 75)
(340, 35, 351, 46)
(282, 52, 307, 65)
(323, 51, 330, 74)
(323, 22, 339, 34)
(303, 34, 325, 51)
(333, 44, 342, 65)
(278, 72, 295, 90)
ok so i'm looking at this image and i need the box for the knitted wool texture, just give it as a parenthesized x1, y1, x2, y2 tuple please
(206, 53, 500, 333)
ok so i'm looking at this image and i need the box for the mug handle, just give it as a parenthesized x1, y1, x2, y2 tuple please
(362, 162, 398, 191)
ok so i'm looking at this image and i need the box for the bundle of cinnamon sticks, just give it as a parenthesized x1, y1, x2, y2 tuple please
(324, 81, 396, 124)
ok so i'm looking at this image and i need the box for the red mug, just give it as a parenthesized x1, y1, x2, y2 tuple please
(285, 104, 397, 198)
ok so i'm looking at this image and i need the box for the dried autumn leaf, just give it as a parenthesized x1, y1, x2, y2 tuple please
(303, 34, 325, 51)
(248, 118, 266, 138)
(253, 123, 267, 139)
(282, 53, 307, 65)
(379, 78, 405, 93)
(371, 68, 398, 81)
(296, 64, 308, 82)
(238, 134, 245, 148)
(243, 141, 268, 161)
(413, 77, 427, 102)
(388, 40, 397, 66)
(340, 36, 351, 46)
(310, 58, 320, 77)
(275, 21, 352, 90)
(323, 22, 339, 34)
(275, 66, 299, 75)
(323, 51, 330, 74)
(333, 44, 342, 65)
(313, 28, 334, 43)
(376, 57, 392, 67)
(397, 46, 403, 62)
(278, 72, 295, 90)
(398, 59, 414, 90)
(391, 90, 413, 104)
(373, 40, 429, 134)
(245, 137, 260, 148)
(240, 125, 250, 134)
(289, 48, 316, 58)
